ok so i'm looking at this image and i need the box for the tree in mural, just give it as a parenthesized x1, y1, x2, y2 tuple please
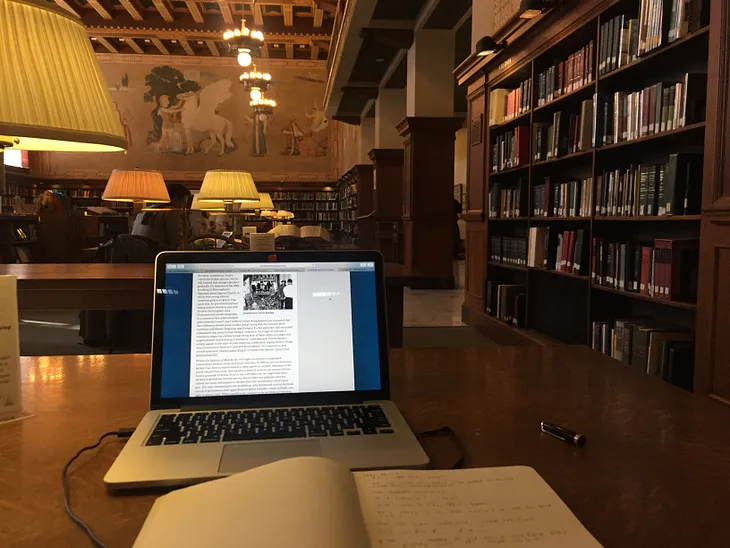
(144, 66, 200, 145)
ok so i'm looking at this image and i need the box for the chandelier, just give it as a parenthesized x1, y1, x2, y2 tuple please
(223, 18, 264, 67)
(250, 95, 277, 115)
(240, 68, 272, 102)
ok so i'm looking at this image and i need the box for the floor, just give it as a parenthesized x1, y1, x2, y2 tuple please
(18, 261, 495, 355)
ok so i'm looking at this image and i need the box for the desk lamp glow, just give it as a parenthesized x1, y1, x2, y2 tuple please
(0, 0, 127, 202)
(197, 170, 259, 233)
(102, 169, 170, 213)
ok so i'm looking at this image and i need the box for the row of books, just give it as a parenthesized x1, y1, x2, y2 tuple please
(489, 79, 531, 126)
(594, 73, 707, 147)
(638, 0, 708, 56)
(591, 318, 694, 390)
(13, 226, 36, 241)
(316, 202, 338, 211)
(591, 238, 699, 302)
(532, 177, 594, 218)
(534, 100, 594, 161)
(595, 154, 702, 217)
(599, 15, 640, 75)
(485, 282, 527, 328)
(489, 236, 527, 267)
(491, 126, 529, 172)
(527, 227, 587, 275)
(488, 184, 522, 219)
(536, 41, 594, 106)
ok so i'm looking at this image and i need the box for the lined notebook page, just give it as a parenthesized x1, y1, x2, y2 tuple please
(354, 466, 602, 548)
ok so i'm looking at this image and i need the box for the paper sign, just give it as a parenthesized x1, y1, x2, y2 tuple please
(0, 276, 22, 422)
(250, 233, 275, 252)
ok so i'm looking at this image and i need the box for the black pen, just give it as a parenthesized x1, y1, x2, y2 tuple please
(540, 421, 587, 448)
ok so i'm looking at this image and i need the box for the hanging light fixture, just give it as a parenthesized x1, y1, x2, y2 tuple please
(223, 18, 264, 67)
(250, 92, 277, 115)
(240, 69, 273, 101)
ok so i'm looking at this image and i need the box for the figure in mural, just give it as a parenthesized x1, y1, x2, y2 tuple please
(157, 95, 184, 153)
(306, 102, 329, 134)
(282, 116, 304, 156)
(114, 102, 134, 147)
(177, 80, 235, 155)
(144, 66, 200, 148)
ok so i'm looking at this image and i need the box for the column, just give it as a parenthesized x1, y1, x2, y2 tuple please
(370, 88, 406, 261)
(400, 29, 464, 287)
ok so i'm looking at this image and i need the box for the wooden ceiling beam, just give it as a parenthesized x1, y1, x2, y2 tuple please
(87, 0, 112, 20)
(253, 3, 264, 26)
(285, 43, 294, 59)
(179, 38, 196, 56)
(359, 28, 414, 50)
(53, 0, 78, 17)
(119, 0, 143, 21)
(219, 2, 234, 25)
(151, 37, 170, 54)
(126, 37, 145, 54)
(313, 7, 324, 27)
(86, 27, 327, 46)
(310, 44, 320, 60)
(185, 1, 204, 24)
(96, 36, 118, 53)
(283, 5, 294, 27)
(206, 40, 220, 57)
(152, 0, 174, 22)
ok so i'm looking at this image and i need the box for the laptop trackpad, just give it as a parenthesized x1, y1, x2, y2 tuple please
(218, 440, 323, 474)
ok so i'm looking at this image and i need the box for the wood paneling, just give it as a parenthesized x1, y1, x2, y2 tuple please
(465, 224, 486, 312)
(369, 149, 404, 262)
(397, 117, 465, 287)
(467, 88, 487, 215)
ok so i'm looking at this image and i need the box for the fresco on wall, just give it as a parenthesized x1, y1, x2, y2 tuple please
(37, 55, 335, 182)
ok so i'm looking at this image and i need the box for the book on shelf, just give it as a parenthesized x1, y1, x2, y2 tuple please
(533, 104, 594, 162)
(591, 237, 699, 302)
(528, 227, 586, 275)
(591, 318, 694, 389)
(600, 15, 641, 75)
(594, 72, 707, 147)
(488, 182, 522, 218)
(491, 125, 529, 171)
(536, 40, 594, 106)
(595, 154, 702, 217)
(540, 177, 593, 218)
(490, 235, 527, 266)
(489, 78, 531, 126)
(486, 282, 528, 328)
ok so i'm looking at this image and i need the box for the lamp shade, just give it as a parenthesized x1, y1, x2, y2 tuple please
(102, 169, 170, 203)
(190, 193, 225, 211)
(240, 192, 275, 211)
(0, 0, 126, 152)
(198, 170, 259, 203)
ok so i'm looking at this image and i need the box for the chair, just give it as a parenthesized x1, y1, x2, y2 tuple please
(189, 233, 240, 250)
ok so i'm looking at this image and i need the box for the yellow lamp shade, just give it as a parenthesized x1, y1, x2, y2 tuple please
(102, 169, 170, 203)
(239, 192, 275, 211)
(0, 0, 127, 152)
(198, 170, 259, 203)
(191, 193, 225, 211)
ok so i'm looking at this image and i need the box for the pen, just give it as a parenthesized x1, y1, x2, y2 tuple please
(540, 421, 587, 448)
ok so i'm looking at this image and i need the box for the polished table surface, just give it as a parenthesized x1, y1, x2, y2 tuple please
(1, 346, 730, 547)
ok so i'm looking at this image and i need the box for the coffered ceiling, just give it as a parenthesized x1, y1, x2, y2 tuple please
(50, 0, 334, 60)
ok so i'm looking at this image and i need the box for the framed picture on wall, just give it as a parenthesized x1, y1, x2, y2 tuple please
(470, 114, 483, 146)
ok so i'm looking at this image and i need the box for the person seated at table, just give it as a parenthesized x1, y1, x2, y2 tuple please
(131, 184, 191, 250)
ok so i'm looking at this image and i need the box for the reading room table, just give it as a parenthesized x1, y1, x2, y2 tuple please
(1, 346, 729, 547)
(0, 262, 433, 347)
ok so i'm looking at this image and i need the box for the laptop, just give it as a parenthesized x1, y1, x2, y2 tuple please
(105, 250, 428, 490)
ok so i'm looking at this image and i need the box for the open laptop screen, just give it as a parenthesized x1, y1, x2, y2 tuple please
(156, 260, 381, 399)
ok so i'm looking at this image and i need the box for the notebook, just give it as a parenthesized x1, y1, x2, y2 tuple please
(134, 457, 601, 547)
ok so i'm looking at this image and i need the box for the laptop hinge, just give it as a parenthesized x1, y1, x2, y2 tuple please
(179, 400, 371, 412)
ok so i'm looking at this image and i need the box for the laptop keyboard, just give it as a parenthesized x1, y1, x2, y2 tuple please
(146, 404, 393, 446)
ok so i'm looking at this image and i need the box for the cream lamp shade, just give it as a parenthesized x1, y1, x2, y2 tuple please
(0, 0, 127, 152)
(102, 169, 170, 203)
(198, 170, 259, 203)
(239, 192, 275, 211)
(191, 193, 225, 212)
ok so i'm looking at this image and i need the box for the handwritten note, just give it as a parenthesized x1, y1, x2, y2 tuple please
(353, 466, 602, 548)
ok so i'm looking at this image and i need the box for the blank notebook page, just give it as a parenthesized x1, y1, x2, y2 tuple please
(354, 466, 602, 548)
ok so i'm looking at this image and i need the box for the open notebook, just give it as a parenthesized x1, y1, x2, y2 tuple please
(134, 457, 601, 548)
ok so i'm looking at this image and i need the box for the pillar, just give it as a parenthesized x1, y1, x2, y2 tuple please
(400, 30, 464, 287)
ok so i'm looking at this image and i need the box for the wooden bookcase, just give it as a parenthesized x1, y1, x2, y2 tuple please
(269, 190, 339, 231)
(458, 0, 721, 394)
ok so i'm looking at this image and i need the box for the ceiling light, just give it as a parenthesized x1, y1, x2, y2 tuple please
(249, 88, 262, 101)
(519, 0, 554, 19)
(237, 50, 252, 67)
(475, 36, 504, 57)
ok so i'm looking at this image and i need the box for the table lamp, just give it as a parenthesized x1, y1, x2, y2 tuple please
(0, 0, 127, 203)
(102, 169, 170, 213)
(239, 192, 275, 212)
(198, 170, 259, 233)
(190, 194, 226, 213)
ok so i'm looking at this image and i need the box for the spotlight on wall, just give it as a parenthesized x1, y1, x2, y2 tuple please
(519, 0, 556, 19)
(475, 36, 504, 57)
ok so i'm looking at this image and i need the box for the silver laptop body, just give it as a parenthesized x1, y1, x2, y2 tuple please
(105, 250, 428, 490)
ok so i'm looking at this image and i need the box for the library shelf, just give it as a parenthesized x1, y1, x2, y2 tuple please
(596, 122, 706, 152)
(592, 284, 697, 311)
(489, 110, 531, 131)
(488, 217, 529, 222)
(487, 261, 527, 273)
(528, 266, 590, 281)
(594, 215, 701, 222)
(531, 149, 593, 167)
(533, 80, 596, 114)
(490, 164, 530, 177)
(529, 216, 591, 222)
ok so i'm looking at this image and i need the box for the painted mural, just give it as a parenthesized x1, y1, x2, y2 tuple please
(37, 55, 335, 182)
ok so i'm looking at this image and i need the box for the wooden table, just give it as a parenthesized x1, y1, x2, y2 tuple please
(0, 262, 433, 347)
(2, 347, 730, 547)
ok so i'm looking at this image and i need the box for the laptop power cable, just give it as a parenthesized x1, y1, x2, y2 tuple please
(63, 428, 135, 548)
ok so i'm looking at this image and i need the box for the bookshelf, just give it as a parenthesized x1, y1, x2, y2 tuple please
(0, 214, 38, 263)
(459, 0, 714, 393)
(270, 190, 339, 231)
